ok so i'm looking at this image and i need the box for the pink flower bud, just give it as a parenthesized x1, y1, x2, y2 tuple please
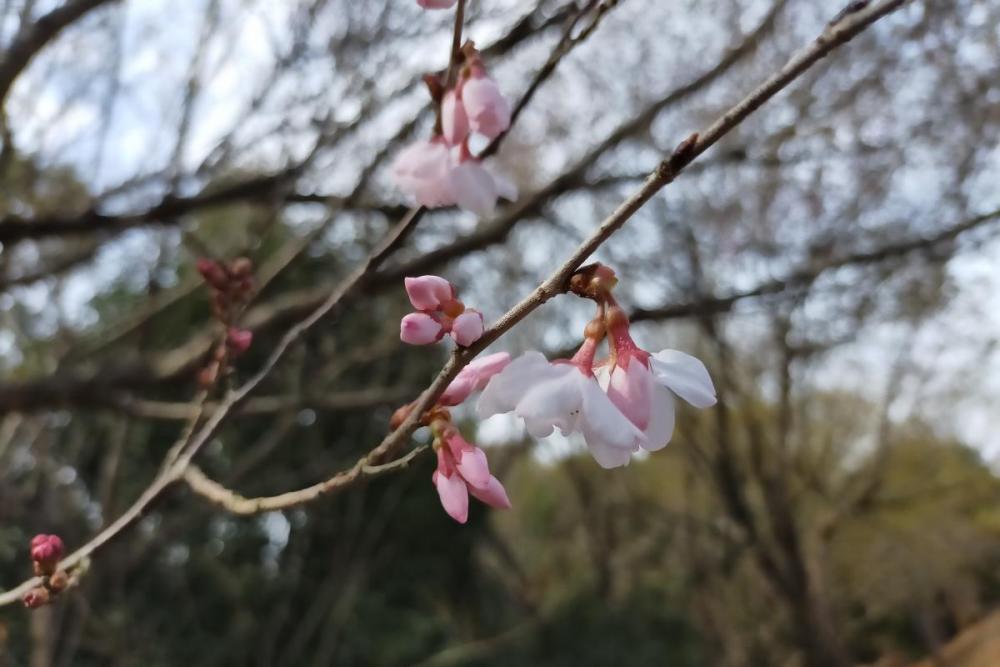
(404, 275, 453, 311)
(442, 89, 469, 145)
(468, 475, 512, 510)
(400, 312, 444, 345)
(30, 534, 64, 568)
(196, 258, 228, 290)
(226, 328, 253, 355)
(461, 74, 511, 140)
(23, 587, 50, 609)
(417, 0, 457, 7)
(450, 310, 484, 346)
(433, 449, 469, 523)
(445, 433, 491, 490)
(440, 352, 511, 406)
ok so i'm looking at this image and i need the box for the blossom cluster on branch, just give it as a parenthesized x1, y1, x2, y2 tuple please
(396, 264, 716, 522)
(392, 22, 516, 216)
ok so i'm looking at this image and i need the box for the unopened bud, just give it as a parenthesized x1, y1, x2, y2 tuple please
(22, 587, 50, 609)
(30, 534, 63, 574)
(226, 328, 253, 355)
(390, 403, 415, 430)
(196, 258, 229, 291)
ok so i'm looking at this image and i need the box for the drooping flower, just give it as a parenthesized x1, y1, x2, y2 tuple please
(599, 303, 717, 451)
(440, 352, 511, 406)
(417, 0, 457, 8)
(432, 430, 511, 524)
(392, 139, 455, 208)
(392, 139, 516, 216)
(460, 70, 511, 139)
(477, 342, 646, 469)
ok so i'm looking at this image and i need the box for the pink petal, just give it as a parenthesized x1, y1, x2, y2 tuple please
(442, 89, 469, 145)
(450, 310, 484, 346)
(417, 0, 456, 7)
(466, 352, 511, 387)
(439, 352, 511, 406)
(392, 140, 455, 208)
(404, 275, 453, 311)
(456, 445, 491, 490)
(606, 358, 653, 430)
(400, 312, 444, 345)
(440, 374, 477, 406)
(433, 470, 469, 523)
(469, 475, 512, 509)
(461, 75, 511, 140)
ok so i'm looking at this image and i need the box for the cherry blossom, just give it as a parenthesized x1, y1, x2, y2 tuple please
(432, 427, 511, 524)
(598, 301, 717, 451)
(459, 68, 511, 139)
(391, 139, 455, 208)
(477, 341, 646, 469)
(392, 42, 516, 216)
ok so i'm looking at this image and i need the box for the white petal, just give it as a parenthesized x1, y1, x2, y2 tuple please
(593, 363, 611, 390)
(476, 352, 554, 418)
(485, 165, 518, 202)
(450, 162, 497, 216)
(642, 383, 676, 452)
(649, 350, 717, 408)
(515, 366, 583, 438)
(586, 435, 634, 469)
(579, 376, 645, 452)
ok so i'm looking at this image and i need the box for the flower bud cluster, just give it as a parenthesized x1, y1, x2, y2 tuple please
(196, 257, 255, 387)
(23, 534, 71, 609)
(400, 275, 485, 347)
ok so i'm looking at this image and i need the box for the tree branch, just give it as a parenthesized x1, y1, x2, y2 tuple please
(0, 0, 116, 105)
(0, 0, 911, 605)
